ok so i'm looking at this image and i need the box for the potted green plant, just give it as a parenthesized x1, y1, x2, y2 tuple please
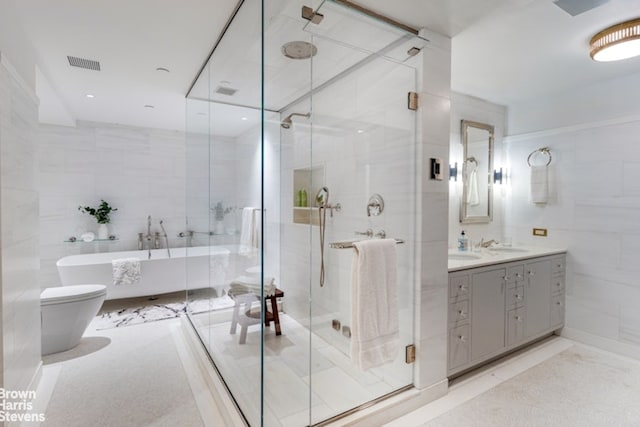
(78, 200, 118, 239)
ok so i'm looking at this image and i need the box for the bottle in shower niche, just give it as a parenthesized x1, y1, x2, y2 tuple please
(296, 189, 302, 207)
(458, 230, 469, 251)
(301, 188, 308, 207)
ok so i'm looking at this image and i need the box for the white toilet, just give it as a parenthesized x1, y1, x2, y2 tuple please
(41, 284, 107, 355)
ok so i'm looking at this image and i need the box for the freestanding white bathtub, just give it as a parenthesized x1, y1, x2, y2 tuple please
(56, 246, 250, 300)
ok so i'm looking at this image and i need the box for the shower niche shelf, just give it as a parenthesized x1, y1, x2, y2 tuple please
(293, 166, 324, 226)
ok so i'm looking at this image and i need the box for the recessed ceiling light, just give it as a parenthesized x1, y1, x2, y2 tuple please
(86, 94, 95, 99)
(241, 117, 248, 121)
(357, 129, 364, 134)
(156, 67, 170, 73)
(590, 18, 640, 62)
(144, 104, 155, 109)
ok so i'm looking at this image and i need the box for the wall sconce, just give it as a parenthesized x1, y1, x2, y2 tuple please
(493, 167, 504, 184)
(449, 162, 458, 181)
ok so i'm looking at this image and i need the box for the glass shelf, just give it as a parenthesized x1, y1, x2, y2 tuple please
(64, 238, 119, 243)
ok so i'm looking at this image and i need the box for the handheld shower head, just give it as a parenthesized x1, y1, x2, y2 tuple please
(315, 186, 329, 207)
(281, 112, 310, 129)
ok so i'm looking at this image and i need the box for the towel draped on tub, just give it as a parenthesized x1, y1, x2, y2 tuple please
(351, 238, 399, 371)
(112, 258, 141, 285)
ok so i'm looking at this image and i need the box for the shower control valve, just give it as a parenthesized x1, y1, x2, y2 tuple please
(355, 229, 373, 237)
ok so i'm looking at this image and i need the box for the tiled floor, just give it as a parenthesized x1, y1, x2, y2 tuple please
(36, 305, 640, 427)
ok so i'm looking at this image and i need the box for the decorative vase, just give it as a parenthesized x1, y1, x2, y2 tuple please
(215, 220, 225, 235)
(97, 223, 109, 240)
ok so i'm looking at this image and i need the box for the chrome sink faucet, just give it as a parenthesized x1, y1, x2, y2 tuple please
(477, 238, 499, 248)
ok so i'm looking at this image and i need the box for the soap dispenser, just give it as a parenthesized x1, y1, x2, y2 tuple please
(458, 230, 469, 252)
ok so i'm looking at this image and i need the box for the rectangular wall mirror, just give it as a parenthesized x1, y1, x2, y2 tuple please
(460, 120, 494, 224)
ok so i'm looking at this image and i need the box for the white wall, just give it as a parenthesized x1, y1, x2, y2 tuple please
(38, 121, 186, 287)
(504, 73, 640, 358)
(448, 92, 507, 247)
(0, 53, 41, 397)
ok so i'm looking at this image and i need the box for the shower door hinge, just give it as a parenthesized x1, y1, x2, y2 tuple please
(408, 92, 418, 110)
(405, 344, 416, 364)
(302, 6, 325, 24)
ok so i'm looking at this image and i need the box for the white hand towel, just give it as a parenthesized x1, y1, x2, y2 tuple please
(229, 275, 276, 297)
(239, 207, 259, 256)
(466, 169, 480, 206)
(530, 165, 548, 204)
(351, 239, 399, 371)
(112, 258, 141, 285)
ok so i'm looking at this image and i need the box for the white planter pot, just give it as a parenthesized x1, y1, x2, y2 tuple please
(97, 223, 109, 240)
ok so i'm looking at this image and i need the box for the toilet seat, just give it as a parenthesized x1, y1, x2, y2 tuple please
(41, 284, 107, 306)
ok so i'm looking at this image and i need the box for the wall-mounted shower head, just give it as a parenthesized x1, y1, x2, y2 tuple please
(281, 112, 310, 129)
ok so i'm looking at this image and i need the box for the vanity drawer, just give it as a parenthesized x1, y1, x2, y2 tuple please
(449, 325, 470, 370)
(507, 286, 525, 309)
(449, 300, 470, 327)
(551, 276, 565, 295)
(449, 275, 470, 300)
(551, 257, 565, 275)
(506, 265, 525, 286)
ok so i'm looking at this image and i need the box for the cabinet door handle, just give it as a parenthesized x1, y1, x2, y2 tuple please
(458, 335, 467, 343)
(515, 273, 522, 278)
(516, 316, 523, 322)
(556, 301, 563, 306)
(458, 310, 466, 318)
(528, 271, 534, 276)
(556, 282, 562, 288)
(515, 294, 522, 300)
(503, 275, 510, 281)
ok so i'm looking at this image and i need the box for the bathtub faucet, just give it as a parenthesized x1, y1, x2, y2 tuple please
(145, 215, 152, 259)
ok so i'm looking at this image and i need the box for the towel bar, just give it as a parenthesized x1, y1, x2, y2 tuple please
(329, 238, 405, 249)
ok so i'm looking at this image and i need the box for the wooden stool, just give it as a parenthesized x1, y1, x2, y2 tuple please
(229, 288, 284, 344)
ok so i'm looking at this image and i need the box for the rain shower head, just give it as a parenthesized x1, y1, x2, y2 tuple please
(281, 112, 310, 129)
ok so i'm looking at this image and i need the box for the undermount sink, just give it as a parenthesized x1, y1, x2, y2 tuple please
(448, 253, 482, 261)
(488, 246, 529, 253)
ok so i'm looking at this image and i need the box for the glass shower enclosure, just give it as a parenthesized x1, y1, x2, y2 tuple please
(185, 1, 425, 425)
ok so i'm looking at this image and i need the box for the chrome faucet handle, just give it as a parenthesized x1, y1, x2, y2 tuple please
(375, 230, 386, 239)
(355, 229, 373, 237)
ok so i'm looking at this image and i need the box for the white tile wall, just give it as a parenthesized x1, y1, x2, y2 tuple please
(0, 55, 41, 394)
(504, 76, 640, 354)
(38, 121, 186, 287)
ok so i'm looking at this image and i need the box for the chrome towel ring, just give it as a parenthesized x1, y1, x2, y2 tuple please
(527, 147, 552, 167)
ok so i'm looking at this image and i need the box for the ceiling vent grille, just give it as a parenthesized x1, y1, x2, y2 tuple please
(67, 56, 101, 71)
(553, 0, 609, 16)
(214, 86, 237, 96)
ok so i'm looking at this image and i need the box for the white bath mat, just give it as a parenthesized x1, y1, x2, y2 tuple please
(93, 296, 235, 330)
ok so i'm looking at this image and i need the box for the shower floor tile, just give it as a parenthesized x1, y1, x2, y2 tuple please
(197, 311, 409, 425)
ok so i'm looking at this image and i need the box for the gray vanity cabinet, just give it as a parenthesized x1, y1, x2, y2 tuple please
(470, 268, 506, 361)
(448, 253, 566, 376)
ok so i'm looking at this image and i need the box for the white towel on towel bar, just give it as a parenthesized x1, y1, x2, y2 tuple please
(112, 258, 141, 285)
(239, 207, 259, 256)
(530, 165, 549, 204)
(351, 238, 399, 371)
(466, 168, 480, 206)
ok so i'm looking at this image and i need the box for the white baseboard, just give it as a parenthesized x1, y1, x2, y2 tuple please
(561, 327, 640, 361)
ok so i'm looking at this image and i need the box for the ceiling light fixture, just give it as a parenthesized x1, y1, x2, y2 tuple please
(241, 117, 248, 121)
(85, 94, 95, 99)
(590, 18, 640, 62)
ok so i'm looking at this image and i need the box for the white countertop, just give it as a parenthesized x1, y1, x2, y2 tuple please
(448, 246, 567, 272)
